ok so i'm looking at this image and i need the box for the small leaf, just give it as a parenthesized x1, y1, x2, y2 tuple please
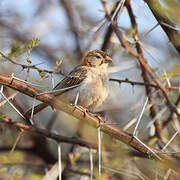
(26, 55, 32, 64)
(38, 70, 46, 79)
(55, 59, 62, 70)
(27, 38, 40, 51)
(8, 42, 25, 59)
(8, 38, 40, 59)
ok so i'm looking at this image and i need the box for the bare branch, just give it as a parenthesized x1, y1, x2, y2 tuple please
(0, 116, 97, 149)
(59, 0, 82, 59)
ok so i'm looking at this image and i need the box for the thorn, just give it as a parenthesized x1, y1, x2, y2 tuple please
(133, 96, 149, 136)
(0, 85, 3, 93)
(98, 126, 102, 177)
(10, 131, 23, 153)
(0, 86, 26, 120)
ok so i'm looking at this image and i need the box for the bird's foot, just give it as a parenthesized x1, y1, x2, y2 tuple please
(92, 114, 104, 123)
(72, 104, 88, 118)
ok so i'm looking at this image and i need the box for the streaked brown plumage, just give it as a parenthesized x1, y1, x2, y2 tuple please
(25, 49, 112, 117)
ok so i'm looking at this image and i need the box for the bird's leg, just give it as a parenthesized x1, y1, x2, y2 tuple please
(29, 97, 36, 125)
(72, 91, 88, 117)
(89, 111, 107, 123)
(92, 113, 104, 123)
(74, 91, 79, 107)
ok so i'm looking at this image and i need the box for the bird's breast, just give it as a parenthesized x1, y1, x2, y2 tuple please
(58, 67, 109, 112)
(77, 68, 109, 111)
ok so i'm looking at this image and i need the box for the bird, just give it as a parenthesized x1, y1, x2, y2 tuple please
(25, 49, 112, 117)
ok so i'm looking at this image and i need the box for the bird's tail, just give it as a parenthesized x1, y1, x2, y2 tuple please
(25, 103, 49, 118)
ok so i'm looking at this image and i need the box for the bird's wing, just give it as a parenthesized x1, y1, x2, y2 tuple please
(53, 66, 88, 96)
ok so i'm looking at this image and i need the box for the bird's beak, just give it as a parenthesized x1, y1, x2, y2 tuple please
(104, 55, 112, 63)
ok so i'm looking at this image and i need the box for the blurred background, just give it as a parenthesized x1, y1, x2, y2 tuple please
(0, 0, 179, 179)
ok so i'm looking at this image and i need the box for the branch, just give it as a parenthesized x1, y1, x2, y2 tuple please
(110, 78, 157, 88)
(60, 0, 82, 59)
(125, 0, 163, 141)
(101, 0, 124, 51)
(0, 116, 97, 149)
(110, 78, 180, 92)
(163, 94, 180, 128)
(0, 74, 180, 171)
(145, 0, 180, 54)
(100, 0, 179, 118)
(109, 21, 180, 118)
(0, 51, 64, 75)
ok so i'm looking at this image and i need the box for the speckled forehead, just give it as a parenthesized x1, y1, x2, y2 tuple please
(87, 50, 106, 58)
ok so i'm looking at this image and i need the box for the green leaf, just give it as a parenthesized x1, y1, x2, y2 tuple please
(8, 38, 40, 59)
(55, 59, 62, 71)
(8, 42, 26, 59)
(38, 70, 46, 79)
(26, 38, 40, 51)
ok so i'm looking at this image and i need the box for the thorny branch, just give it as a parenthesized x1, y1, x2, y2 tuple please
(100, 0, 180, 119)
(0, 1, 180, 177)
(125, 0, 163, 141)
(0, 74, 180, 172)
(0, 51, 65, 76)
(110, 78, 157, 88)
(110, 78, 180, 92)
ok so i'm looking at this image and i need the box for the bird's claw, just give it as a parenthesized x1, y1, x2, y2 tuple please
(72, 104, 104, 123)
(94, 114, 104, 123)
(72, 105, 88, 118)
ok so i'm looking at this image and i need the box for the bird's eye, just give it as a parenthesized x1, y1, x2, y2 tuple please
(95, 55, 101, 59)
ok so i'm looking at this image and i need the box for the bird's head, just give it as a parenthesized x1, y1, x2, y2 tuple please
(82, 50, 112, 68)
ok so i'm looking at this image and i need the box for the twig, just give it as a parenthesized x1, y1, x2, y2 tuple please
(110, 13, 180, 118)
(101, 0, 125, 51)
(10, 131, 23, 153)
(10, 75, 47, 88)
(0, 51, 64, 75)
(142, 23, 159, 38)
(110, 78, 157, 89)
(0, 116, 97, 149)
(125, 0, 164, 141)
(60, 0, 82, 59)
(147, 107, 167, 129)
